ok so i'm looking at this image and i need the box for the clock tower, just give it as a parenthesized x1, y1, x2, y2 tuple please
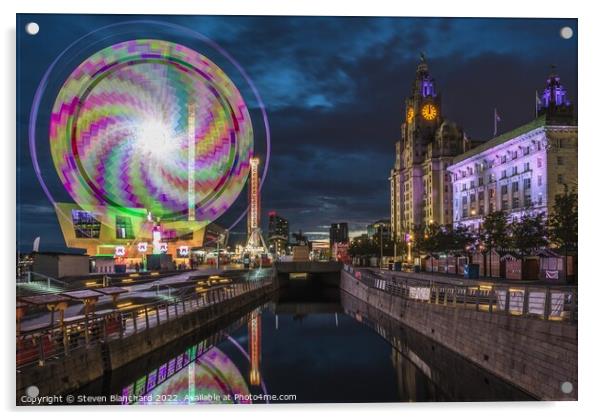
(390, 54, 469, 246)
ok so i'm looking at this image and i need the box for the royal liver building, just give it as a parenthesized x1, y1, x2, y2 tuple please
(389, 56, 473, 243)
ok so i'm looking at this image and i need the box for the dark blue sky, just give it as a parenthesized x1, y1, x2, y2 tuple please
(16, 14, 577, 251)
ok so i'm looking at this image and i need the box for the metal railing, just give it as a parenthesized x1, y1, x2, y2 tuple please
(16, 276, 273, 369)
(344, 266, 577, 324)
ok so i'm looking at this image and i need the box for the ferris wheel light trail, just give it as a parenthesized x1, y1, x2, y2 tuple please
(48, 39, 254, 226)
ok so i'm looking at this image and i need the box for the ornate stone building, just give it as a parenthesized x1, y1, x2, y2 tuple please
(448, 70, 577, 231)
(390, 56, 471, 242)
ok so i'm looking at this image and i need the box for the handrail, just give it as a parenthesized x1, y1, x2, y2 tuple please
(16, 275, 274, 369)
(344, 265, 577, 324)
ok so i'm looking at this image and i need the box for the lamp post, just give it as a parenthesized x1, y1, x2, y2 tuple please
(379, 226, 383, 269)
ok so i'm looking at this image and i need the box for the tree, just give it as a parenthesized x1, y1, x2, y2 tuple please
(450, 224, 476, 257)
(548, 188, 578, 252)
(509, 212, 548, 256)
(479, 211, 510, 277)
(548, 187, 578, 281)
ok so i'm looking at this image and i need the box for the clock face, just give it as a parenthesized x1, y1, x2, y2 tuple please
(421, 103, 438, 121)
(406, 106, 415, 123)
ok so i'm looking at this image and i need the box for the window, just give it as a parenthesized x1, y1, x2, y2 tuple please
(524, 178, 531, 189)
(501, 185, 508, 195)
(501, 170, 507, 179)
(489, 189, 495, 198)
(489, 203, 495, 213)
(479, 205, 484, 215)
(524, 193, 531, 207)
(537, 158, 542, 168)
(538, 193, 543, 206)
(502, 200, 508, 210)
(538, 175, 542, 186)
(512, 197, 520, 208)
(478, 191, 484, 201)
(512, 182, 519, 192)
(501, 155, 507, 164)
(524, 146, 530, 155)
(470, 194, 476, 203)
(478, 177, 484, 186)
(72, 210, 101, 238)
(462, 196, 468, 205)
(524, 162, 530, 172)
(470, 180, 475, 188)
(489, 173, 495, 183)
(462, 183, 467, 191)
(512, 151, 518, 160)
(558, 174, 564, 184)
(512, 166, 518, 175)
(557, 156, 564, 165)
(116, 216, 134, 239)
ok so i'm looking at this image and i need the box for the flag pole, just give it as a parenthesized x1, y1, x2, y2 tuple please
(493, 108, 497, 136)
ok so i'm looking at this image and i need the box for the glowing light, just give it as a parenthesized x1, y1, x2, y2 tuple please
(49, 39, 253, 228)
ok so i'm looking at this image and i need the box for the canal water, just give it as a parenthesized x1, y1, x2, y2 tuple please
(75, 277, 534, 404)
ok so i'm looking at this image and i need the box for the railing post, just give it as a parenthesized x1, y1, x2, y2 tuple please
(570, 288, 577, 323)
(156, 305, 160, 325)
(434, 285, 439, 304)
(488, 287, 493, 313)
(38, 335, 45, 366)
(475, 286, 480, 311)
(174, 300, 179, 318)
(102, 317, 108, 340)
(452, 286, 457, 306)
(443, 287, 448, 306)
(522, 287, 530, 317)
(544, 287, 552, 320)
(133, 310, 138, 333)
(144, 307, 149, 329)
(505, 287, 511, 314)
(166, 303, 170, 321)
(463, 287, 468, 309)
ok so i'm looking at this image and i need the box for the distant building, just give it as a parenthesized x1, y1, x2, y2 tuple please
(390, 55, 474, 242)
(32, 252, 90, 279)
(267, 211, 289, 256)
(291, 230, 309, 247)
(367, 219, 391, 241)
(329, 223, 349, 246)
(448, 70, 577, 231)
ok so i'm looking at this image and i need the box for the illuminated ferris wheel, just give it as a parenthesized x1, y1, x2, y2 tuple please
(49, 39, 254, 232)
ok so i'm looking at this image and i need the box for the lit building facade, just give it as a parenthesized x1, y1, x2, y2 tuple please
(448, 71, 577, 230)
(267, 211, 289, 255)
(390, 56, 472, 242)
(54, 202, 225, 271)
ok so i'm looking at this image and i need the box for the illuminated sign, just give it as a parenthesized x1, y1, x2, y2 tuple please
(178, 246, 189, 257)
(159, 243, 168, 253)
(137, 242, 148, 253)
(115, 245, 126, 257)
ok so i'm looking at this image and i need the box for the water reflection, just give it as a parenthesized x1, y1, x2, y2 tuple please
(76, 275, 532, 404)
(135, 347, 251, 405)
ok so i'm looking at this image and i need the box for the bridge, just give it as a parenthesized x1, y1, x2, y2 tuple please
(273, 261, 342, 288)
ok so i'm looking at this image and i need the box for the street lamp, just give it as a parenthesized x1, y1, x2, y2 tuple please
(216, 229, 228, 271)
